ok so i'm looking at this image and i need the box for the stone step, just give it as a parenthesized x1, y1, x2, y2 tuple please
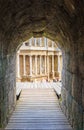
(6, 88, 72, 130)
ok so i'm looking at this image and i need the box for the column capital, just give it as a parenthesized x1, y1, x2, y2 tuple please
(23, 54, 26, 56)
(29, 55, 32, 57)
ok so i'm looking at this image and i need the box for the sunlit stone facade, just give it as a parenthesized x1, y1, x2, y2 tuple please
(16, 37, 62, 82)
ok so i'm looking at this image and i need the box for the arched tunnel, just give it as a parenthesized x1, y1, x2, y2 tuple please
(0, 0, 84, 130)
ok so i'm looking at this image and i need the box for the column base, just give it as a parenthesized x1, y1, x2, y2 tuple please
(16, 76, 21, 82)
(54, 71, 61, 81)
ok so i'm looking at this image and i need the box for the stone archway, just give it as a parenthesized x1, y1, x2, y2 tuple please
(0, 1, 83, 129)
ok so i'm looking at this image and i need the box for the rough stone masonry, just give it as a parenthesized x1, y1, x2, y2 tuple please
(0, 0, 84, 130)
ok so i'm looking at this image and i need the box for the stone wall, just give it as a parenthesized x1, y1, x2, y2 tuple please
(0, 50, 16, 127)
(61, 38, 84, 130)
(0, 0, 83, 129)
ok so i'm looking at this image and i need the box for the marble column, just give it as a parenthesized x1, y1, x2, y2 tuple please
(30, 55, 32, 76)
(52, 55, 54, 78)
(29, 38, 32, 46)
(40, 55, 42, 75)
(60, 55, 62, 72)
(47, 56, 49, 81)
(57, 54, 61, 81)
(58, 55, 61, 73)
(17, 54, 20, 78)
(52, 41, 54, 48)
(34, 38, 36, 46)
(40, 38, 42, 46)
(44, 37, 47, 47)
(45, 55, 46, 74)
(23, 55, 26, 76)
(35, 55, 37, 75)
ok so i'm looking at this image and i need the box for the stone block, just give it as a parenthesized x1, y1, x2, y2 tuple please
(0, 53, 4, 77)
(61, 87, 67, 115)
(82, 80, 84, 109)
(0, 1, 83, 129)
(72, 99, 83, 130)
(61, 68, 66, 87)
(65, 70, 72, 92)
(0, 101, 7, 127)
(83, 112, 84, 130)
(71, 74, 82, 105)
(65, 52, 70, 70)
(0, 79, 4, 101)
(66, 91, 72, 124)
(8, 87, 16, 111)
(0, 53, 16, 127)
(78, 54, 84, 79)
(0, 103, 1, 123)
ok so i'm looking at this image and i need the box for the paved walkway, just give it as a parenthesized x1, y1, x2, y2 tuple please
(6, 85, 72, 130)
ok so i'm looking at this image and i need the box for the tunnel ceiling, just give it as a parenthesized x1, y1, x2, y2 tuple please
(0, 0, 83, 52)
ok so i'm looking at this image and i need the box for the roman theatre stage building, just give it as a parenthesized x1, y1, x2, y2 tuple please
(16, 37, 62, 82)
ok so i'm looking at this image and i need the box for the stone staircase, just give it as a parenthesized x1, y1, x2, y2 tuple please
(6, 88, 72, 130)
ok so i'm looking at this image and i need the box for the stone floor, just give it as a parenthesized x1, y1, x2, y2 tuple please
(16, 81, 62, 96)
(6, 82, 72, 130)
(16, 81, 62, 88)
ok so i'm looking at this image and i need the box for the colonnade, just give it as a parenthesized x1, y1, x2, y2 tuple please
(24, 37, 56, 48)
(16, 53, 62, 82)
